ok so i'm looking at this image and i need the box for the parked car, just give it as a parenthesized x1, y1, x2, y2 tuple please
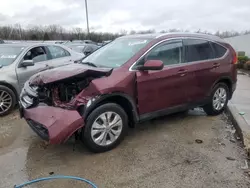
(20, 33, 237, 153)
(0, 43, 84, 115)
(0, 39, 4, 44)
(43, 40, 65, 44)
(67, 44, 100, 56)
(65, 40, 97, 45)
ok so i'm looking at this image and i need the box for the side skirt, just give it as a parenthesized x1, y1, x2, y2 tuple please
(138, 99, 209, 123)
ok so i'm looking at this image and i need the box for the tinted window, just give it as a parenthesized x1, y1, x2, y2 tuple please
(184, 39, 214, 62)
(145, 41, 182, 66)
(47, 46, 70, 59)
(211, 43, 227, 58)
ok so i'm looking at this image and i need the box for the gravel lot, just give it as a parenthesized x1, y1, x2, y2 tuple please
(0, 109, 250, 188)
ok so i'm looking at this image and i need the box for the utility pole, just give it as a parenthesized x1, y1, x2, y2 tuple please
(85, 0, 90, 38)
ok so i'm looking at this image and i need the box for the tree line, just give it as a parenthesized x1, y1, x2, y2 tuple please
(0, 24, 250, 42)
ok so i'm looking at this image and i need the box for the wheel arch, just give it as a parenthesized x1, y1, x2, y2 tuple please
(80, 93, 139, 128)
(210, 77, 233, 99)
(0, 81, 18, 104)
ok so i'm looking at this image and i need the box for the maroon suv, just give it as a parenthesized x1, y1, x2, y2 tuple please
(20, 33, 237, 152)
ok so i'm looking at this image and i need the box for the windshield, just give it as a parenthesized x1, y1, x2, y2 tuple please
(0, 46, 24, 66)
(82, 38, 151, 68)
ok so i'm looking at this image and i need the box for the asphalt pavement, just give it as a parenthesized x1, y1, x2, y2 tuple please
(0, 109, 250, 188)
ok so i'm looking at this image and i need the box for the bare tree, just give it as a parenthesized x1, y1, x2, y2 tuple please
(0, 24, 249, 41)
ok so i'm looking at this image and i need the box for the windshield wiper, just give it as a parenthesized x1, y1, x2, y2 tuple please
(80, 62, 97, 67)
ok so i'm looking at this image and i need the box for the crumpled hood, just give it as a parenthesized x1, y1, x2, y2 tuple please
(29, 63, 113, 86)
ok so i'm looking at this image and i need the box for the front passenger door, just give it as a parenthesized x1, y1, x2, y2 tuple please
(16, 46, 49, 89)
(135, 40, 195, 115)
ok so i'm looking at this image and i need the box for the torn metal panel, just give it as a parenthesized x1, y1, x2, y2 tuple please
(52, 87, 75, 109)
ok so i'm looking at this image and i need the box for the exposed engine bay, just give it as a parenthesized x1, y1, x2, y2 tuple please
(37, 77, 93, 108)
(20, 64, 113, 110)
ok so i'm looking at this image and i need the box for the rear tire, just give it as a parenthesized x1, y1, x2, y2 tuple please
(203, 83, 229, 116)
(82, 103, 128, 153)
(0, 85, 16, 116)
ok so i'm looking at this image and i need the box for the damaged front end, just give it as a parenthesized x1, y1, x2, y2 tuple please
(20, 64, 113, 144)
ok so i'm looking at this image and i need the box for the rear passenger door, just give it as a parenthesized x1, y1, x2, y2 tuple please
(183, 39, 226, 103)
(45, 45, 73, 68)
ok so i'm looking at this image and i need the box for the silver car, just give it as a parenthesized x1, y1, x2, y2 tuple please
(0, 43, 84, 115)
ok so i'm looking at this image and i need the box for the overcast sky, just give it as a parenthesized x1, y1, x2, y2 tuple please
(1, 0, 250, 33)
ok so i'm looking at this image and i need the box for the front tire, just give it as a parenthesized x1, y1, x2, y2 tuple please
(0, 85, 16, 116)
(203, 83, 229, 116)
(82, 103, 128, 153)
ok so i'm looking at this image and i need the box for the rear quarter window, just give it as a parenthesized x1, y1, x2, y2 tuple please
(211, 43, 227, 58)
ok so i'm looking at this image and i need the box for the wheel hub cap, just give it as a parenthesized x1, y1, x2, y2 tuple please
(0, 90, 12, 114)
(213, 87, 227, 111)
(91, 112, 123, 146)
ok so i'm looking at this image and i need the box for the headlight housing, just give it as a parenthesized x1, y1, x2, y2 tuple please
(19, 82, 38, 109)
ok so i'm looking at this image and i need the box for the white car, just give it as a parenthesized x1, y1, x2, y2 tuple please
(0, 43, 84, 115)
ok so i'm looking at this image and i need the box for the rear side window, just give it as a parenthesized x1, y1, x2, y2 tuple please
(184, 39, 214, 62)
(47, 46, 70, 59)
(211, 43, 227, 58)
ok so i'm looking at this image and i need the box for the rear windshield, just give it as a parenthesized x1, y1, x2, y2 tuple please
(0, 46, 24, 66)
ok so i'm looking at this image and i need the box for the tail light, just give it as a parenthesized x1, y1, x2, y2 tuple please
(232, 49, 238, 64)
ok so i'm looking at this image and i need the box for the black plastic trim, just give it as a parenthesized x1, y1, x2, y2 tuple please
(27, 119, 49, 141)
(83, 92, 139, 123)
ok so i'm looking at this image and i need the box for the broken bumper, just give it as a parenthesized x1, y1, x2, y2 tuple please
(21, 105, 84, 144)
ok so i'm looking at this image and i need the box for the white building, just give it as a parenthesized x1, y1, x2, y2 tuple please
(224, 34, 250, 57)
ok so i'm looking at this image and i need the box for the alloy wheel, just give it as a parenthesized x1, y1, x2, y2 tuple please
(0, 90, 12, 115)
(91, 112, 123, 146)
(212, 87, 227, 111)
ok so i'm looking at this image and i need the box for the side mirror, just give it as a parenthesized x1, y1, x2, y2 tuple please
(20, 60, 34, 67)
(137, 60, 164, 71)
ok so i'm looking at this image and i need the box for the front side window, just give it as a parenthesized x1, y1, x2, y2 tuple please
(184, 39, 214, 62)
(23, 46, 47, 63)
(82, 38, 152, 68)
(141, 40, 183, 66)
(0, 46, 24, 66)
(47, 46, 70, 59)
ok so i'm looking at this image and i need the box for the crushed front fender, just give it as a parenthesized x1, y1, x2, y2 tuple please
(23, 106, 84, 144)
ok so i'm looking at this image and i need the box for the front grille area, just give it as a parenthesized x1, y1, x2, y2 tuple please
(27, 119, 49, 141)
